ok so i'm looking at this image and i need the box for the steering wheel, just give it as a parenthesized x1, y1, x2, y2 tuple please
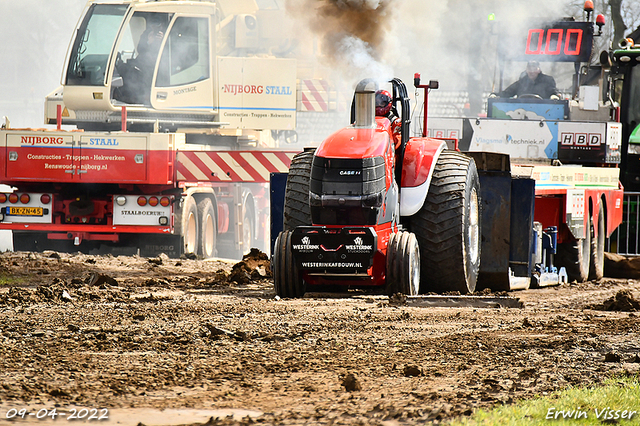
(518, 94, 543, 100)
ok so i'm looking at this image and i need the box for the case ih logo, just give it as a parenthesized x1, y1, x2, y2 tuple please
(560, 132, 602, 147)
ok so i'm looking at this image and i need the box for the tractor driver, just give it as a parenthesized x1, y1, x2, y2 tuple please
(496, 61, 561, 100)
(375, 90, 402, 149)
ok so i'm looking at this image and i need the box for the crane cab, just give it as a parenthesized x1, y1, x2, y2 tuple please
(62, 1, 216, 128)
(54, 0, 298, 135)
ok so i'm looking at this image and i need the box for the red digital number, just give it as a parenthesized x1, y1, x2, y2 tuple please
(564, 29, 583, 55)
(525, 28, 583, 56)
(545, 29, 563, 55)
(526, 29, 544, 55)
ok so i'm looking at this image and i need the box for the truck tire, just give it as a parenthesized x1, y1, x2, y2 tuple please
(411, 151, 481, 294)
(178, 196, 199, 256)
(283, 150, 314, 230)
(386, 231, 420, 296)
(556, 231, 590, 283)
(273, 230, 305, 298)
(197, 198, 217, 259)
(241, 208, 254, 256)
(589, 202, 605, 281)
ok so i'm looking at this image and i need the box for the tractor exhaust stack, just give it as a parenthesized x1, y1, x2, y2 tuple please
(353, 79, 377, 128)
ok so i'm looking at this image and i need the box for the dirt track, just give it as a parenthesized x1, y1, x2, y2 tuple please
(1, 250, 639, 425)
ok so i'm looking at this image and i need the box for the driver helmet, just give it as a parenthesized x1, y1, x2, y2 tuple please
(375, 90, 392, 116)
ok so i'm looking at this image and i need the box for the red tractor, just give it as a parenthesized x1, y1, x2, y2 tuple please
(273, 78, 481, 297)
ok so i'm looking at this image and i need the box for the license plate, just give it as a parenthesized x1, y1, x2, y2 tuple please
(6, 206, 44, 216)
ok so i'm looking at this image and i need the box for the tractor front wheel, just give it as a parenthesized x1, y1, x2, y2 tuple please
(386, 231, 420, 296)
(273, 230, 305, 298)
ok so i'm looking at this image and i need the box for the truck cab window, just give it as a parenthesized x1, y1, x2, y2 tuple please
(112, 12, 171, 105)
(156, 17, 210, 88)
(65, 4, 127, 86)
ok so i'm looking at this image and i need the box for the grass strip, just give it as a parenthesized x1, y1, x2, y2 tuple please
(448, 376, 640, 425)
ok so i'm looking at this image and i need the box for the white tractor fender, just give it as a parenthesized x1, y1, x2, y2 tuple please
(399, 142, 447, 217)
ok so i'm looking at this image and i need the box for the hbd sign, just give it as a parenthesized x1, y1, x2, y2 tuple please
(560, 132, 602, 148)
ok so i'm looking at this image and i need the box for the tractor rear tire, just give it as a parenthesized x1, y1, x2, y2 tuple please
(557, 231, 590, 283)
(412, 151, 481, 294)
(273, 230, 305, 298)
(197, 198, 217, 259)
(589, 202, 605, 281)
(386, 231, 420, 296)
(283, 150, 314, 230)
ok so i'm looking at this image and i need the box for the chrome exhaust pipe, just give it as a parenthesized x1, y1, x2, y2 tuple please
(353, 79, 377, 128)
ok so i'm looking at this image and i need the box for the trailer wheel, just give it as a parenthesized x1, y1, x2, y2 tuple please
(557, 231, 590, 283)
(283, 150, 315, 230)
(273, 230, 305, 298)
(180, 196, 199, 256)
(197, 198, 217, 259)
(412, 151, 481, 294)
(386, 231, 420, 296)
(589, 202, 605, 281)
(241, 208, 254, 256)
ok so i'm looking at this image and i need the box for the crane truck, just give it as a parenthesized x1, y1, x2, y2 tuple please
(0, 0, 343, 259)
(271, 3, 625, 296)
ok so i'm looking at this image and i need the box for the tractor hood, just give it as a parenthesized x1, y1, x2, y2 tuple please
(315, 118, 392, 160)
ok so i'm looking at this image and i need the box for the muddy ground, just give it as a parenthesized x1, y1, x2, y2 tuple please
(0, 250, 639, 425)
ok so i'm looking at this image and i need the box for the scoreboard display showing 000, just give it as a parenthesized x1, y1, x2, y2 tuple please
(502, 21, 594, 63)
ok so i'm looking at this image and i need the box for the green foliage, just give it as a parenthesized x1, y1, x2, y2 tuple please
(0, 274, 21, 286)
(448, 377, 640, 426)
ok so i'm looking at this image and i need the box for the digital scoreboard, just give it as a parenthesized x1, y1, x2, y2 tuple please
(501, 21, 594, 62)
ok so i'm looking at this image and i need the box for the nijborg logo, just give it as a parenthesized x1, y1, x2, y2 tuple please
(21, 136, 64, 145)
(222, 84, 292, 96)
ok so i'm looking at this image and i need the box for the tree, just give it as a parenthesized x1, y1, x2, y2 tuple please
(610, 0, 628, 47)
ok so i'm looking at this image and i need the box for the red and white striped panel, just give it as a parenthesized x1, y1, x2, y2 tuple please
(177, 151, 298, 183)
(298, 79, 330, 112)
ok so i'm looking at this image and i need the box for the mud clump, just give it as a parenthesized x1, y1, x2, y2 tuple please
(604, 252, 640, 278)
(403, 365, 422, 377)
(228, 249, 272, 284)
(0, 283, 73, 306)
(341, 373, 362, 392)
(596, 290, 640, 312)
